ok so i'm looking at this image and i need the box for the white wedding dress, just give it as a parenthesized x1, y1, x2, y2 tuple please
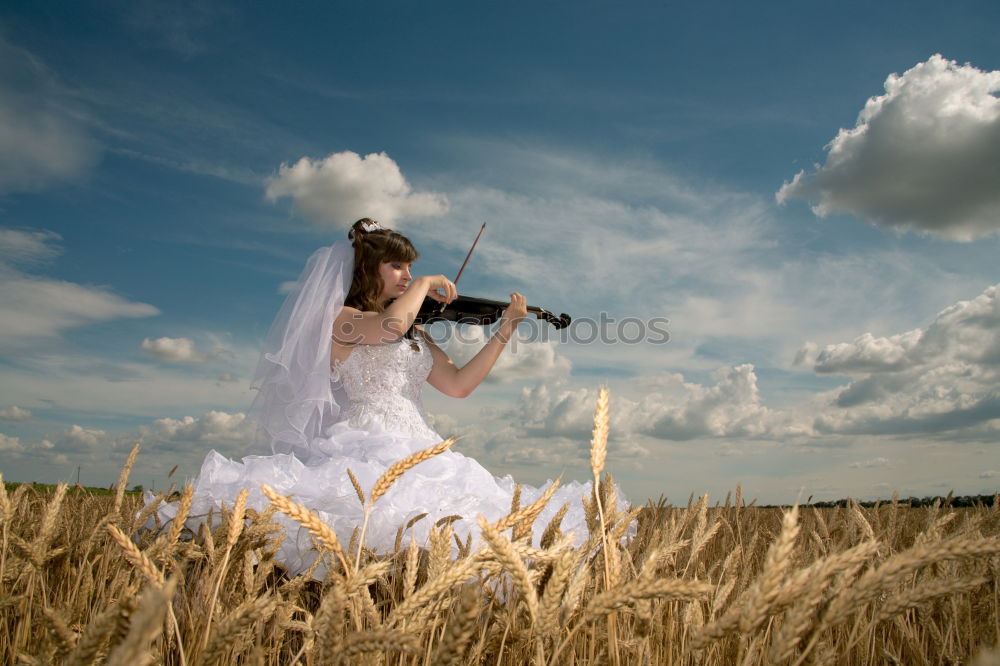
(148, 331, 629, 577)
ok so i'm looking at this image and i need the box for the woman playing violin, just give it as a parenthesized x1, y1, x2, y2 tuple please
(332, 218, 528, 399)
(145, 217, 628, 578)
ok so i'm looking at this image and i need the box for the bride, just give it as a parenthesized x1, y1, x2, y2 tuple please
(148, 218, 629, 576)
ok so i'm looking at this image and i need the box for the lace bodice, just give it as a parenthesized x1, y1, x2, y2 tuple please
(332, 333, 439, 441)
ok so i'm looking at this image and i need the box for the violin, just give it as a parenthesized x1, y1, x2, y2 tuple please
(412, 223, 572, 331)
(415, 295, 572, 329)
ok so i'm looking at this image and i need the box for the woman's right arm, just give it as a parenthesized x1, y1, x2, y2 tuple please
(332, 275, 456, 344)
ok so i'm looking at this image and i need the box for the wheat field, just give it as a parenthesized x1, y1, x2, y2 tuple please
(2, 390, 1000, 665)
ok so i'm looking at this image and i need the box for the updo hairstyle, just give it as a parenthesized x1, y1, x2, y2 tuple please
(345, 218, 419, 312)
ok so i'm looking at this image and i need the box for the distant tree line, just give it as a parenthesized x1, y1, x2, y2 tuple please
(763, 493, 997, 509)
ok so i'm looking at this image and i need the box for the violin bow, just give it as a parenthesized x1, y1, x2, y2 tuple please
(427, 222, 485, 318)
(453, 222, 486, 286)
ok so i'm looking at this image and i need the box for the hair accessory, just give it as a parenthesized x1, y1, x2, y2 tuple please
(361, 220, 381, 232)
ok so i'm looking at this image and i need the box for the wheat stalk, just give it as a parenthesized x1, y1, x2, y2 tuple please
(587, 387, 620, 666)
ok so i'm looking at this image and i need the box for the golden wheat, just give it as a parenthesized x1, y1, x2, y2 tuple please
(2, 392, 999, 665)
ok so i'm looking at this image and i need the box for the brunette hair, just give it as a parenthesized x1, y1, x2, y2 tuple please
(345, 218, 419, 312)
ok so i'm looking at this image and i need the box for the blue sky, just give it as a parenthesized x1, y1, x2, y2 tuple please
(1, 0, 998, 504)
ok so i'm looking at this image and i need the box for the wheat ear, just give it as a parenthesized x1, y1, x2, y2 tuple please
(432, 586, 481, 666)
(113, 441, 141, 521)
(347, 468, 366, 505)
(200, 594, 278, 665)
(41, 606, 77, 657)
(339, 630, 420, 662)
(389, 555, 497, 626)
(590, 386, 609, 478)
(494, 476, 561, 536)
(201, 488, 249, 656)
(355, 437, 455, 566)
(63, 601, 121, 666)
(104, 578, 176, 666)
(874, 575, 988, 625)
(823, 536, 1000, 629)
(107, 524, 164, 586)
(155, 483, 194, 558)
(403, 536, 420, 600)
(477, 514, 539, 622)
(738, 504, 800, 632)
(766, 540, 879, 663)
(538, 546, 579, 639)
(261, 484, 350, 575)
(370, 437, 456, 504)
(29, 482, 68, 569)
(583, 578, 714, 622)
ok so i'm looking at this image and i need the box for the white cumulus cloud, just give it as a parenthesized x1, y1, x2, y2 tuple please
(0, 433, 23, 452)
(141, 336, 218, 363)
(796, 283, 1000, 435)
(54, 425, 108, 455)
(139, 410, 254, 455)
(265, 151, 448, 228)
(510, 364, 771, 443)
(778, 54, 1000, 241)
(2, 424, 114, 463)
(0, 406, 31, 421)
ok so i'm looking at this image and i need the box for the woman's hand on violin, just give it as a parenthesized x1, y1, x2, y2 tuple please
(501, 292, 528, 328)
(417, 275, 457, 304)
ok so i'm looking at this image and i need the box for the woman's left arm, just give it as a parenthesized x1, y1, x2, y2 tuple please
(424, 293, 528, 398)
